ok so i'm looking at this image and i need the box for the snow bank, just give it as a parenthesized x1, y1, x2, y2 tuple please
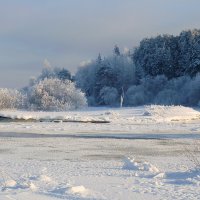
(1, 105, 199, 122)
(0, 110, 110, 123)
(0, 173, 92, 199)
(123, 157, 160, 173)
(1, 105, 199, 123)
(0, 105, 200, 135)
(123, 157, 200, 189)
(143, 105, 200, 122)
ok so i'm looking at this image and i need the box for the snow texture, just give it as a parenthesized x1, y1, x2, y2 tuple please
(0, 106, 200, 199)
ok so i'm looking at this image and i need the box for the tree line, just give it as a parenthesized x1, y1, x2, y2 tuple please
(1, 29, 200, 111)
(75, 29, 200, 107)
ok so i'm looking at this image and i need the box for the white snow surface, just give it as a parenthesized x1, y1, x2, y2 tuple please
(0, 106, 200, 199)
(0, 106, 200, 137)
(1, 105, 200, 122)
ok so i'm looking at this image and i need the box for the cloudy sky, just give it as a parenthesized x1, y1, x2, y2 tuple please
(0, 0, 200, 88)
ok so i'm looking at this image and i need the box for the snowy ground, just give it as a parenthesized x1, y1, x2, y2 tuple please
(0, 106, 200, 199)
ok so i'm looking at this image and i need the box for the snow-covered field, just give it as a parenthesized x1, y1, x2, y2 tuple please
(0, 106, 200, 199)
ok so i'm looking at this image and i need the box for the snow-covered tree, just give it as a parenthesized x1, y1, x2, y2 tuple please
(133, 29, 200, 78)
(37, 67, 72, 82)
(75, 61, 99, 100)
(0, 88, 24, 110)
(14, 29, 200, 109)
(99, 87, 119, 106)
(75, 49, 136, 106)
(95, 65, 118, 104)
(54, 68, 72, 81)
(179, 29, 200, 76)
(133, 35, 177, 78)
(125, 85, 148, 106)
(154, 89, 181, 105)
(26, 78, 87, 111)
(183, 74, 200, 105)
(114, 45, 120, 56)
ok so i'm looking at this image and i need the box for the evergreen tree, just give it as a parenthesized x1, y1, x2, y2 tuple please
(56, 68, 72, 81)
(114, 45, 120, 56)
(94, 64, 118, 104)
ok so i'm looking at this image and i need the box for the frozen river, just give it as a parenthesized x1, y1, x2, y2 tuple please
(1, 106, 200, 199)
(0, 132, 200, 200)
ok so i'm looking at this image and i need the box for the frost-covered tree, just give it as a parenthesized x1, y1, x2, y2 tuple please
(16, 29, 200, 109)
(95, 64, 118, 104)
(183, 74, 200, 105)
(179, 29, 200, 76)
(55, 68, 72, 81)
(37, 67, 72, 82)
(125, 85, 147, 106)
(133, 29, 200, 79)
(141, 75, 168, 97)
(75, 49, 136, 106)
(114, 45, 120, 56)
(26, 78, 87, 111)
(154, 89, 181, 105)
(124, 73, 200, 107)
(125, 75, 168, 106)
(99, 87, 119, 106)
(133, 35, 178, 78)
(75, 61, 99, 102)
(0, 88, 24, 110)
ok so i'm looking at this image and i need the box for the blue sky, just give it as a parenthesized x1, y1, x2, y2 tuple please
(0, 0, 200, 88)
